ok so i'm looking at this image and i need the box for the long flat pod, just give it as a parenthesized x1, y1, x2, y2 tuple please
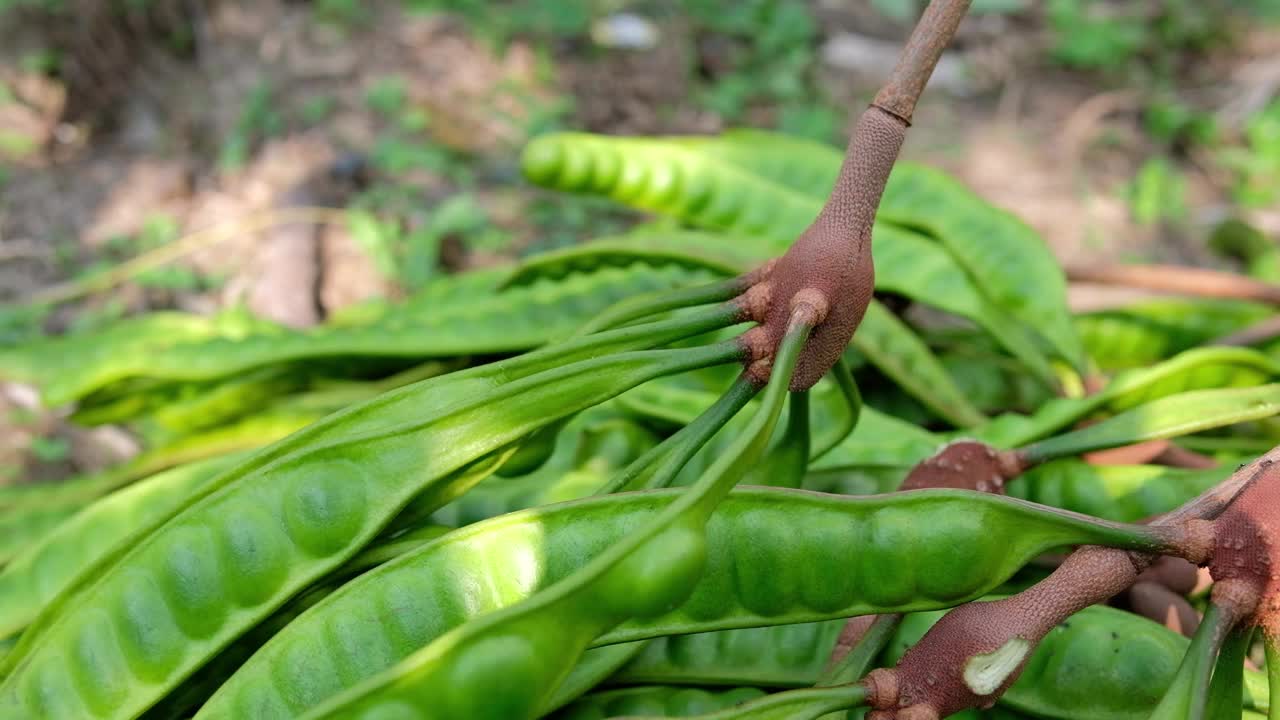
(1006, 461, 1233, 523)
(1018, 383, 1280, 463)
(198, 487, 1192, 719)
(0, 410, 313, 515)
(0, 453, 249, 640)
(523, 132, 1065, 385)
(12, 264, 712, 407)
(4, 307, 739, 678)
(973, 346, 1280, 449)
(551, 686, 769, 719)
(1075, 298, 1270, 371)
(0, 338, 741, 720)
(607, 620, 846, 688)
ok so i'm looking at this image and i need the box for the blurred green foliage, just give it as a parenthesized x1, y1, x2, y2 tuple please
(220, 81, 285, 170)
(1217, 100, 1280, 209)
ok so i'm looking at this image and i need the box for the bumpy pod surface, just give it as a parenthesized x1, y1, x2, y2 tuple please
(199, 487, 1184, 718)
(0, 453, 246, 640)
(0, 334, 736, 720)
(609, 620, 846, 688)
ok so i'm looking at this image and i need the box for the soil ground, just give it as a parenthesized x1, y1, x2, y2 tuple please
(1, 0, 1278, 478)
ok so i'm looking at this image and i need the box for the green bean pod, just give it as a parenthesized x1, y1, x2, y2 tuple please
(972, 347, 1280, 450)
(297, 324, 804, 720)
(8, 263, 714, 408)
(520, 132, 820, 246)
(500, 241, 750, 291)
(0, 505, 83, 567)
(0, 453, 249, 640)
(876, 165, 1084, 373)
(1099, 347, 1279, 412)
(1075, 299, 1271, 371)
(551, 686, 768, 719)
(1005, 460, 1233, 522)
(670, 130, 841, 200)
(197, 485, 1196, 720)
(426, 416, 657, 528)
(615, 683, 868, 720)
(1018, 383, 1280, 463)
(884, 603, 1269, 719)
(0, 411, 317, 515)
(0, 313, 742, 719)
(73, 366, 304, 439)
(608, 621, 845, 689)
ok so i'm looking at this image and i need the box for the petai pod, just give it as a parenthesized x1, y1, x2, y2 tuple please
(607, 620, 846, 689)
(0, 310, 744, 719)
(551, 686, 768, 719)
(233, 328, 814, 719)
(7, 263, 711, 407)
(0, 452, 249, 640)
(425, 414, 658, 528)
(198, 486, 1199, 719)
(500, 240, 750, 291)
(521, 132, 821, 246)
(0, 505, 84, 568)
(1005, 460, 1233, 523)
(0, 410, 317, 515)
(1075, 299, 1271, 371)
(876, 164, 1084, 373)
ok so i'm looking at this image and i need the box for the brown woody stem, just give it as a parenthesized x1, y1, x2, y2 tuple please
(873, 0, 973, 124)
(863, 445, 1280, 718)
(754, 0, 972, 391)
(1066, 264, 1280, 305)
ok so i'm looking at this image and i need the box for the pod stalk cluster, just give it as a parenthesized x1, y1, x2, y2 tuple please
(859, 446, 1280, 719)
(737, 0, 972, 390)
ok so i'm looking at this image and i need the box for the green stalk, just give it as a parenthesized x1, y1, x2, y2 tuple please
(1207, 627, 1252, 720)
(744, 389, 811, 488)
(575, 278, 748, 336)
(811, 356, 862, 460)
(1149, 603, 1234, 720)
(1018, 384, 1280, 465)
(818, 614, 903, 688)
(626, 683, 869, 720)
(1267, 633, 1280, 720)
(682, 319, 811, 521)
(301, 317, 814, 719)
(595, 377, 759, 495)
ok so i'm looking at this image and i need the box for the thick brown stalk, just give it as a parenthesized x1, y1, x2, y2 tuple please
(862, 445, 1280, 719)
(1126, 581, 1201, 636)
(1066, 264, 1280, 305)
(1208, 461, 1280, 635)
(898, 440, 1027, 493)
(753, 0, 972, 390)
(1079, 438, 1217, 469)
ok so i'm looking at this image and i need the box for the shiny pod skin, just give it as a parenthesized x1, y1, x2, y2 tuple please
(198, 487, 1178, 719)
(0, 333, 739, 720)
